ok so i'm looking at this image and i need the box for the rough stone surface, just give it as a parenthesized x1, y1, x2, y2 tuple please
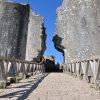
(26, 8, 46, 61)
(0, 1, 30, 60)
(53, 0, 100, 63)
(0, 1, 46, 61)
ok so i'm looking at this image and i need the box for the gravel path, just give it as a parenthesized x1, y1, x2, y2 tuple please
(0, 73, 100, 100)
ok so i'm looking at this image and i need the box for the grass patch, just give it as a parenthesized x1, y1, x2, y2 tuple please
(18, 76, 23, 81)
(90, 85, 94, 89)
(91, 82, 94, 84)
(0, 83, 4, 89)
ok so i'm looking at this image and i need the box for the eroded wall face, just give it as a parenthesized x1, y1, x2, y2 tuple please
(54, 0, 100, 63)
(25, 9, 46, 61)
(0, 2, 30, 59)
(0, 1, 46, 81)
(0, 1, 46, 61)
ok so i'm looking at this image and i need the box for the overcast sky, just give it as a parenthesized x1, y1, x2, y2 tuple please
(13, 0, 63, 64)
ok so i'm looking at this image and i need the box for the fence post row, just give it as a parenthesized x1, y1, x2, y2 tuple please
(63, 58, 100, 89)
(0, 57, 43, 88)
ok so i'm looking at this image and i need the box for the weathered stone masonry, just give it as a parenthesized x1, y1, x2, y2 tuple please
(26, 8, 46, 61)
(53, 0, 100, 63)
(0, 1, 46, 61)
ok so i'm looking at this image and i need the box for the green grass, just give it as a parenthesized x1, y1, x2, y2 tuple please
(0, 83, 4, 89)
(91, 82, 94, 84)
(90, 85, 94, 89)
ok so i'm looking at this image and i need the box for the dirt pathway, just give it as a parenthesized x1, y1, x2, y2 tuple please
(0, 73, 100, 100)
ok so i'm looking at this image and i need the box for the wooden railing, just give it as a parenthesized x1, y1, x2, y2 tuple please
(0, 57, 43, 88)
(63, 56, 100, 89)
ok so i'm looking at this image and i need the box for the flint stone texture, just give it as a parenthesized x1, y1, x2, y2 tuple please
(0, 1, 46, 61)
(53, 0, 100, 63)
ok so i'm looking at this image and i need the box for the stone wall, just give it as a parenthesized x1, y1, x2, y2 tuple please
(53, 0, 100, 63)
(25, 8, 46, 61)
(0, 1, 46, 61)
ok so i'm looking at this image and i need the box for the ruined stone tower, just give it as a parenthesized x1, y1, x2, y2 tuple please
(26, 8, 46, 61)
(0, 1, 46, 61)
(53, 0, 100, 63)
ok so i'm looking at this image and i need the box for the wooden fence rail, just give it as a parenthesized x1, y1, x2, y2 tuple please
(63, 57, 100, 89)
(0, 57, 43, 88)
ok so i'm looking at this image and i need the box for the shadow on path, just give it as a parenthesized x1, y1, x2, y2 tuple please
(0, 73, 49, 100)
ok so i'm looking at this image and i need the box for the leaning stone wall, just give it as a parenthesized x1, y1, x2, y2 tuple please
(0, 1, 30, 59)
(54, 0, 100, 63)
(0, 1, 46, 61)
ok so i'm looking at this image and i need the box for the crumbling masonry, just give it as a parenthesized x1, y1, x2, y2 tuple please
(0, 1, 46, 61)
(53, 0, 100, 63)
